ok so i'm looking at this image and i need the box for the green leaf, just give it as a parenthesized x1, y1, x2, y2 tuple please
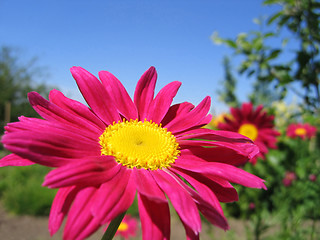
(264, 32, 275, 38)
(247, 69, 255, 77)
(267, 49, 281, 60)
(252, 37, 263, 50)
(267, 11, 283, 25)
(224, 39, 237, 48)
(274, 70, 293, 85)
(282, 38, 289, 47)
(210, 31, 223, 45)
(263, 0, 279, 5)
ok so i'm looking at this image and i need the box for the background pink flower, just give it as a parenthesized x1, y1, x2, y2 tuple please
(218, 102, 280, 164)
(282, 171, 297, 187)
(309, 174, 317, 182)
(249, 202, 256, 211)
(286, 123, 317, 139)
(114, 215, 138, 239)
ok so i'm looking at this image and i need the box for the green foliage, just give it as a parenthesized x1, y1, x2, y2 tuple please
(0, 162, 56, 216)
(126, 196, 139, 217)
(212, 0, 320, 113)
(0, 46, 53, 136)
(222, 112, 320, 240)
(218, 57, 239, 108)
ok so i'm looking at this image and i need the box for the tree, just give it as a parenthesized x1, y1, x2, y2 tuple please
(0, 46, 52, 135)
(212, 0, 320, 113)
(218, 56, 239, 108)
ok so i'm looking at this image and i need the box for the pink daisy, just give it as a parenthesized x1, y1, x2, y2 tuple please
(1, 66, 266, 240)
(286, 123, 317, 140)
(309, 174, 317, 182)
(114, 215, 138, 239)
(218, 102, 280, 164)
(282, 171, 297, 187)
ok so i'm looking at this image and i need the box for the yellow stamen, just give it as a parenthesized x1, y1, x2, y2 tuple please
(99, 120, 180, 170)
(238, 123, 258, 141)
(294, 127, 306, 136)
(117, 222, 128, 232)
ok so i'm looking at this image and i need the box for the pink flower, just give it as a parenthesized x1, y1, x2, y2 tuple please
(249, 202, 255, 210)
(1, 66, 266, 240)
(218, 103, 280, 164)
(309, 174, 317, 182)
(283, 171, 297, 187)
(114, 215, 138, 239)
(286, 123, 317, 140)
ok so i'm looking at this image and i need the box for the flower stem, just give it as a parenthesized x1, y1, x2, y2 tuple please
(101, 211, 126, 240)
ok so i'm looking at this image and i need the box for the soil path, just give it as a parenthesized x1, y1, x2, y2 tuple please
(0, 204, 246, 240)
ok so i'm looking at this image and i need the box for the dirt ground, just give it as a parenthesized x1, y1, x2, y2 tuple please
(0, 203, 247, 240)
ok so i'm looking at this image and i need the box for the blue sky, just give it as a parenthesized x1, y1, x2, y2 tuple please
(0, 0, 281, 114)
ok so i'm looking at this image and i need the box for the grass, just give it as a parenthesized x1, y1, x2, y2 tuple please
(0, 151, 56, 216)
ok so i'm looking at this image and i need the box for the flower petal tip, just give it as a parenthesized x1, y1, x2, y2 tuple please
(262, 183, 268, 190)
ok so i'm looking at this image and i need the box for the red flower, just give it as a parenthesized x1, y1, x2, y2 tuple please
(309, 174, 317, 182)
(218, 103, 280, 164)
(1, 67, 266, 240)
(286, 123, 317, 140)
(283, 171, 297, 187)
(249, 202, 255, 210)
(114, 215, 138, 239)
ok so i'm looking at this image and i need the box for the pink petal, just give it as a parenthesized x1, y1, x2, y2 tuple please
(251, 104, 264, 120)
(165, 96, 211, 133)
(101, 172, 136, 224)
(176, 128, 253, 143)
(180, 147, 248, 167)
(133, 168, 167, 203)
(174, 157, 267, 190)
(167, 169, 229, 230)
(48, 186, 79, 236)
(161, 102, 195, 127)
(134, 67, 157, 120)
(28, 92, 103, 139)
(176, 166, 238, 203)
(162, 168, 229, 231)
(230, 106, 242, 122)
(171, 167, 224, 215)
(198, 114, 213, 126)
(76, 218, 101, 240)
(146, 81, 181, 123)
(6, 116, 93, 140)
(43, 156, 120, 188)
(98, 71, 138, 120)
(63, 187, 98, 240)
(6, 115, 100, 148)
(49, 89, 106, 130)
(178, 139, 259, 160)
(0, 154, 34, 167)
(2, 145, 71, 167)
(91, 167, 131, 223)
(242, 102, 253, 118)
(180, 220, 200, 240)
(152, 170, 201, 234)
(2, 121, 100, 167)
(218, 120, 237, 131)
(196, 202, 229, 231)
(70, 66, 121, 125)
(138, 193, 170, 240)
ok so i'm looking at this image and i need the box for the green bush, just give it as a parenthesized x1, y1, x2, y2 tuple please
(222, 125, 320, 240)
(0, 163, 56, 216)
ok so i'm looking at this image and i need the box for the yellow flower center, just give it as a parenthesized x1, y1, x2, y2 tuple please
(99, 120, 180, 170)
(117, 222, 129, 232)
(238, 123, 258, 141)
(294, 127, 306, 136)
